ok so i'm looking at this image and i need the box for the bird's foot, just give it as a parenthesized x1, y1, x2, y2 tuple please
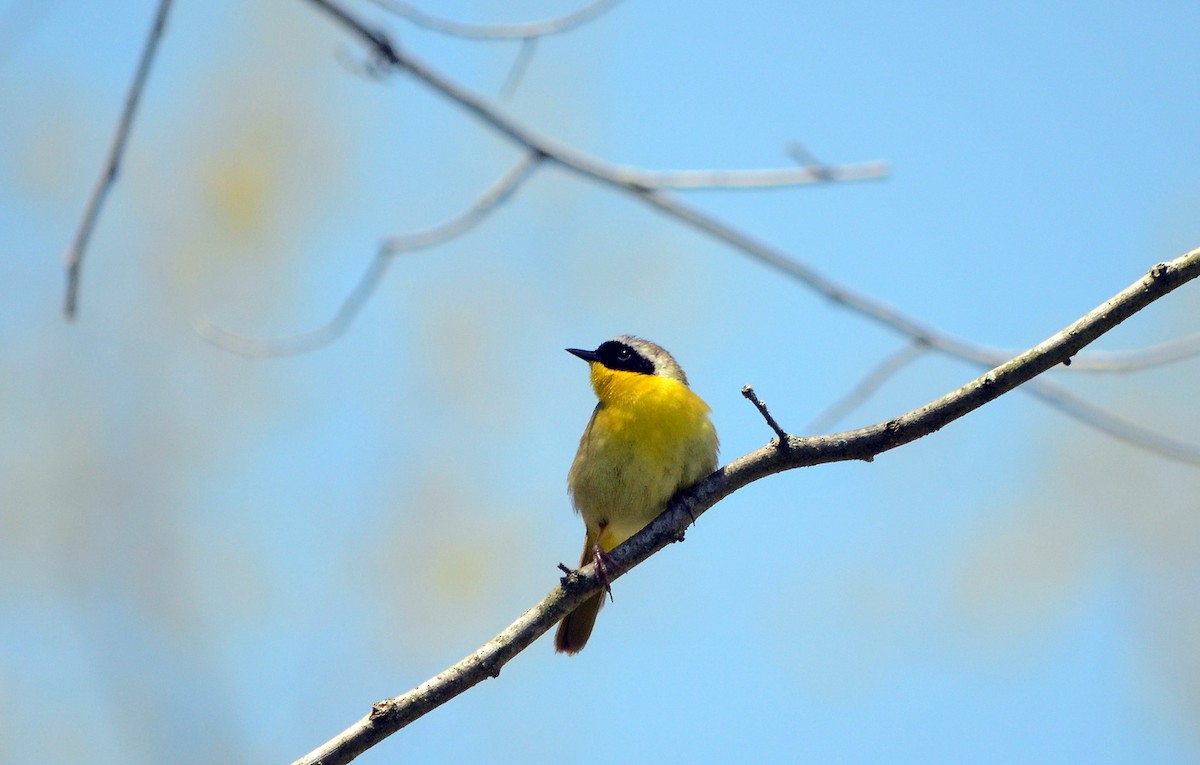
(591, 544, 616, 603)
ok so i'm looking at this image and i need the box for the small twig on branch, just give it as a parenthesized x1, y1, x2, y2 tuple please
(62, 0, 173, 320)
(195, 153, 543, 357)
(741, 385, 790, 441)
(307, 0, 889, 193)
(785, 141, 832, 181)
(290, 248, 1200, 765)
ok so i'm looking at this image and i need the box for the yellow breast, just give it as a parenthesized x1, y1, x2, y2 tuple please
(568, 365, 719, 551)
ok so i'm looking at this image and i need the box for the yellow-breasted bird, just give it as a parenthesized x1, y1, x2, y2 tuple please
(555, 336, 719, 654)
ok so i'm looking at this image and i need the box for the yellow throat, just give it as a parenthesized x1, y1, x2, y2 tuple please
(555, 336, 719, 654)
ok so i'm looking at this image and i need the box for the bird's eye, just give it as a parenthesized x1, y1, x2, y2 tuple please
(616, 348, 631, 361)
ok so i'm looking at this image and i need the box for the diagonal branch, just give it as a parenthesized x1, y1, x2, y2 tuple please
(290, 247, 1200, 765)
(62, 0, 174, 320)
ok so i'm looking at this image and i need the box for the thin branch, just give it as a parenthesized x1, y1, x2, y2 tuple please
(807, 339, 930, 432)
(62, 0, 173, 320)
(368, 0, 620, 40)
(741, 385, 790, 441)
(195, 153, 543, 357)
(291, 248, 1200, 765)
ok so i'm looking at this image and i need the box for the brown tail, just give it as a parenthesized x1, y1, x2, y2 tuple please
(555, 590, 604, 654)
(554, 537, 605, 654)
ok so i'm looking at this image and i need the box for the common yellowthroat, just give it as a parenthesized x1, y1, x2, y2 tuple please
(555, 336, 719, 654)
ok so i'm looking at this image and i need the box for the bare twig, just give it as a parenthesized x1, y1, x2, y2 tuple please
(741, 385, 789, 441)
(639, 189, 997, 358)
(291, 248, 1200, 765)
(368, 0, 620, 40)
(62, 0, 173, 320)
(196, 153, 543, 357)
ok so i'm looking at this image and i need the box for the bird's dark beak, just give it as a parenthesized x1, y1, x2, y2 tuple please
(566, 347, 599, 363)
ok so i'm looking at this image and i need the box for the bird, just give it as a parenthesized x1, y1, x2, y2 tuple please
(555, 335, 719, 654)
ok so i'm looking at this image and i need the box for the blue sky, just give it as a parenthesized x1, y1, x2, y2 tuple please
(2, 1, 1199, 763)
